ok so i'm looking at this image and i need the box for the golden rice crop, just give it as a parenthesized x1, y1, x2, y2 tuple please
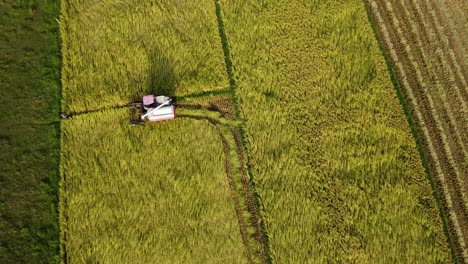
(59, 0, 454, 262)
(60, 0, 228, 113)
(219, 0, 451, 262)
(59, 1, 252, 262)
(59, 109, 246, 263)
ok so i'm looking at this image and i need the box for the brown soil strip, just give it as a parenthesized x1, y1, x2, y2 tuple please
(177, 95, 235, 120)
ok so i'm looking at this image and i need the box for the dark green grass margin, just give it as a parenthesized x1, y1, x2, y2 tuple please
(0, 1, 62, 263)
(362, 1, 458, 263)
(214, 1, 273, 263)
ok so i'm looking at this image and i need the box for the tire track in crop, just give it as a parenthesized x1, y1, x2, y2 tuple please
(178, 101, 267, 263)
(178, 113, 254, 263)
(218, 128, 254, 264)
(393, 0, 468, 208)
(232, 128, 267, 264)
(366, 1, 467, 261)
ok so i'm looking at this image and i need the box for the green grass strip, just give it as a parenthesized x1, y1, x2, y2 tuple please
(0, 1, 61, 263)
(362, 2, 459, 263)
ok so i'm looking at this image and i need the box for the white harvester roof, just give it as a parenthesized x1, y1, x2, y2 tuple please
(146, 105, 175, 122)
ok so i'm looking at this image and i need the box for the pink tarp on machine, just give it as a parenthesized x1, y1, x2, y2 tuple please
(143, 95, 154, 106)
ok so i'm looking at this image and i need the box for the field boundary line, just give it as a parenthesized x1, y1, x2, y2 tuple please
(214, 1, 272, 263)
(58, 0, 69, 262)
(363, 1, 460, 262)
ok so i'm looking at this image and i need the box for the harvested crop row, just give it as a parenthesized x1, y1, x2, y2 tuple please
(412, 0, 468, 126)
(380, 0, 468, 210)
(367, 0, 467, 261)
(432, 0, 468, 74)
(220, 0, 451, 262)
(398, 0, 468, 208)
(60, 0, 228, 113)
(59, 109, 247, 263)
(366, 3, 463, 261)
(418, 0, 467, 93)
(177, 94, 236, 120)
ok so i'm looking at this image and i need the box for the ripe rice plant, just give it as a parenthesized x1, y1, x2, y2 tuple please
(60, 0, 228, 113)
(219, 0, 451, 262)
(59, 109, 247, 263)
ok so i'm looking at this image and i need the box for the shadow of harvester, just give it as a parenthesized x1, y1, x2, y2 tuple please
(147, 49, 178, 98)
(127, 49, 178, 126)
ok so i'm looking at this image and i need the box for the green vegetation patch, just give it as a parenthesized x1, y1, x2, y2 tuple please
(0, 0, 61, 263)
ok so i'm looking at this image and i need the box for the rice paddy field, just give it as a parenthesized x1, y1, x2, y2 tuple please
(55, 0, 461, 263)
(220, 0, 452, 262)
(60, 110, 246, 263)
(60, 0, 228, 113)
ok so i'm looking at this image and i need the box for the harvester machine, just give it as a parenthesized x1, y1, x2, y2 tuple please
(128, 95, 176, 126)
